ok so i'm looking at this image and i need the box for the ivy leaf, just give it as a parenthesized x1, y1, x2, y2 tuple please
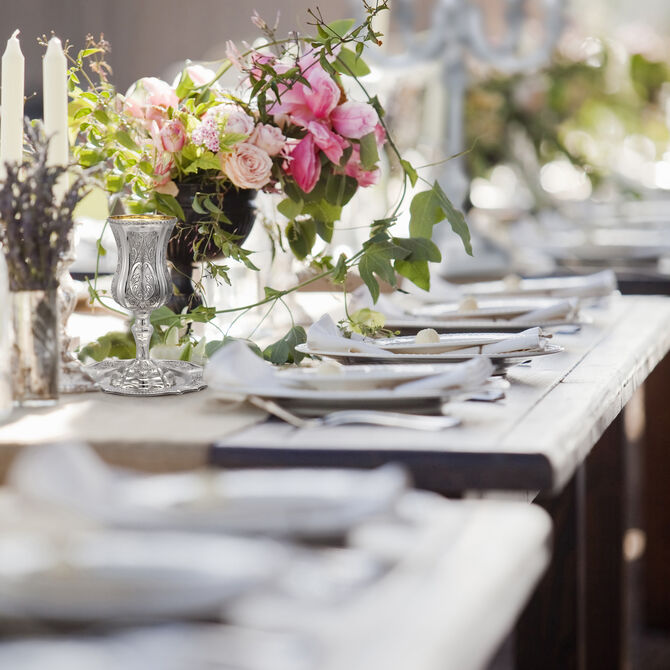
(332, 47, 371, 77)
(359, 132, 379, 170)
(315, 220, 334, 243)
(286, 219, 316, 260)
(78, 331, 136, 362)
(175, 70, 195, 99)
(155, 193, 186, 221)
(408, 182, 471, 255)
(325, 173, 357, 206)
(277, 197, 303, 220)
(433, 181, 472, 255)
(392, 237, 442, 263)
(400, 159, 418, 187)
(114, 130, 140, 152)
(358, 241, 407, 302)
(264, 286, 284, 300)
(326, 18, 355, 37)
(395, 259, 430, 291)
(332, 253, 348, 284)
(262, 325, 307, 364)
(303, 200, 341, 224)
(188, 305, 217, 323)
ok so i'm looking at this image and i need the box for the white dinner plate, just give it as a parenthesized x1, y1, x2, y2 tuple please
(293, 343, 563, 367)
(368, 332, 540, 354)
(0, 530, 287, 623)
(277, 362, 484, 391)
(383, 317, 578, 333)
(410, 296, 576, 320)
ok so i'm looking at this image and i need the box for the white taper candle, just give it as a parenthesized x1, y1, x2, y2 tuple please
(0, 30, 25, 181)
(43, 36, 69, 201)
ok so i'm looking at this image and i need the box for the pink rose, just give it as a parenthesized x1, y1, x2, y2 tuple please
(160, 119, 187, 153)
(124, 77, 178, 126)
(285, 134, 321, 193)
(331, 101, 378, 139)
(344, 146, 379, 187)
(224, 110, 255, 136)
(307, 121, 347, 164)
(222, 142, 273, 189)
(249, 123, 285, 156)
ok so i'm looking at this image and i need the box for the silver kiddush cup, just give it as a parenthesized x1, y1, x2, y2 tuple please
(96, 214, 205, 396)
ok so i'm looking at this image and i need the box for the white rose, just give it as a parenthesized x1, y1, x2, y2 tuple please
(249, 123, 285, 156)
(222, 142, 273, 189)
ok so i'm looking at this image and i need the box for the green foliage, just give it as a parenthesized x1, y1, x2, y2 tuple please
(78, 331, 136, 362)
(262, 326, 307, 364)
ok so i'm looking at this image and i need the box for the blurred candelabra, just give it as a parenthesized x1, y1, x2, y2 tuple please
(363, 0, 565, 206)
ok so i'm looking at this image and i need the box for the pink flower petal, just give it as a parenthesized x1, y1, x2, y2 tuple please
(331, 101, 378, 139)
(286, 134, 321, 193)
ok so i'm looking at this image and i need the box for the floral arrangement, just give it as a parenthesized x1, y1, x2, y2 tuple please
(69, 3, 471, 363)
(0, 121, 88, 291)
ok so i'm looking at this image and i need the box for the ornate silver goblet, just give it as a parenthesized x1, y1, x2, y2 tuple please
(94, 214, 205, 396)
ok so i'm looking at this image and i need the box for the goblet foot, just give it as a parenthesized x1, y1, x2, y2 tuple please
(110, 358, 175, 393)
(88, 359, 206, 397)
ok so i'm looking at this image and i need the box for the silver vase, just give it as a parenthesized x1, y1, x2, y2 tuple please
(94, 214, 205, 396)
(11, 289, 60, 406)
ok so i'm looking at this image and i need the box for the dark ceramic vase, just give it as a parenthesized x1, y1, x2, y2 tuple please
(167, 183, 256, 313)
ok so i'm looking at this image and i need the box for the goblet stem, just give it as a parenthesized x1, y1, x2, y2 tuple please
(132, 312, 152, 361)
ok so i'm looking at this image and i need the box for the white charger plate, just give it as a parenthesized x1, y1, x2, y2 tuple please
(0, 530, 287, 623)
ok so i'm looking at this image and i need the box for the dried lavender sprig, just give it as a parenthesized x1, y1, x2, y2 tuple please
(0, 120, 89, 291)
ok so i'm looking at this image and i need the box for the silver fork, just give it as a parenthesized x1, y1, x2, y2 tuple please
(247, 395, 460, 431)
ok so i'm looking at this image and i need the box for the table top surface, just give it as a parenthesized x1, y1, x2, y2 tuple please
(2, 294, 670, 494)
(211, 294, 670, 493)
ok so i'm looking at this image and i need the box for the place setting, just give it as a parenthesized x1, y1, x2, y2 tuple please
(292, 315, 562, 371)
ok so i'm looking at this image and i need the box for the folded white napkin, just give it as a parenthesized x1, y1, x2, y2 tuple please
(444, 327, 546, 355)
(509, 299, 578, 324)
(393, 357, 493, 392)
(306, 315, 394, 356)
(548, 270, 617, 298)
(204, 340, 280, 390)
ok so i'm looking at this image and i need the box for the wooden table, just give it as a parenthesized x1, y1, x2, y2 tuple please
(2, 295, 669, 669)
(211, 295, 670, 494)
(209, 295, 670, 670)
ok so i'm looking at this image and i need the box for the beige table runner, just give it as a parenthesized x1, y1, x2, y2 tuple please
(0, 389, 267, 479)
